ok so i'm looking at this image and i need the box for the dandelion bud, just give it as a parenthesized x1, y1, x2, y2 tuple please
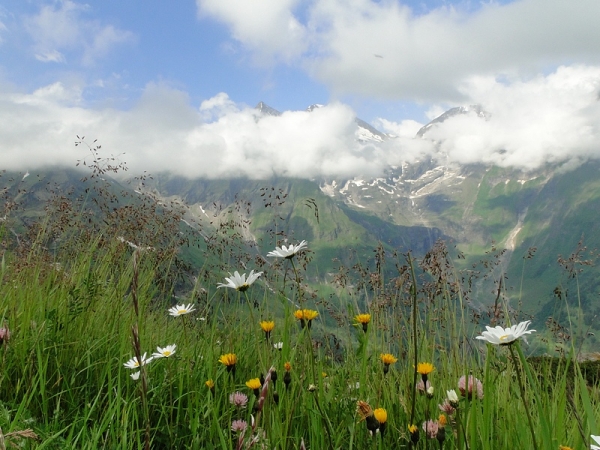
(426, 386, 435, 399)
(436, 426, 446, 445)
(408, 424, 419, 445)
(284, 371, 292, 389)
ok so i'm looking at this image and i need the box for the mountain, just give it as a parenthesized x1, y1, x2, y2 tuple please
(3, 102, 599, 342)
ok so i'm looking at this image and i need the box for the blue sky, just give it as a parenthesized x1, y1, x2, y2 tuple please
(1, 0, 600, 178)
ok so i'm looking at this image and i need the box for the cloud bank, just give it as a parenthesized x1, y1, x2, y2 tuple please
(2, 65, 600, 179)
(197, 0, 600, 102)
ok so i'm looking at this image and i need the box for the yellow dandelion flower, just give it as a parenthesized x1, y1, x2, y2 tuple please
(260, 321, 275, 332)
(417, 361, 435, 382)
(284, 361, 292, 372)
(354, 313, 371, 324)
(373, 408, 387, 424)
(246, 378, 262, 390)
(321, 372, 328, 378)
(293, 310, 304, 320)
(205, 379, 214, 389)
(380, 353, 398, 374)
(380, 353, 398, 365)
(559, 446, 573, 450)
(219, 353, 237, 366)
(302, 309, 319, 321)
(354, 313, 371, 332)
(417, 362, 435, 375)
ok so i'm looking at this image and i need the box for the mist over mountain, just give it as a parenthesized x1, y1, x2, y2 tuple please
(2, 65, 600, 179)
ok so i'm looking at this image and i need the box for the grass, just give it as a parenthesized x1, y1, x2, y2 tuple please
(1, 223, 599, 449)
(0, 153, 599, 449)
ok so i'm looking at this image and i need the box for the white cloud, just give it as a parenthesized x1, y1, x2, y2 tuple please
(0, 83, 421, 179)
(25, 0, 134, 66)
(197, 0, 600, 101)
(3, 65, 600, 179)
(196, 0, 307, 64)
(399, 65, 600, 170)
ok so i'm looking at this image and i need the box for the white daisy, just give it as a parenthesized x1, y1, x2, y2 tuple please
(273, 341, 284, 350)
(592, 435, 600, 450)
(130, 371, 141, 380)
(447, 389, 459, 406)
(168, 303, 196, 316)
(152, 344, 177, 359)
(266, 240, 308, 259)
(123, 352, 153, 369)
(217, 270, 263, 292)
(475, 320, 536, 345)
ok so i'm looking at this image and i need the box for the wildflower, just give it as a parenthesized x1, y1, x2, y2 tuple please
(408, 424, 420, 445)
(229, 391, 249, 409)
(559, 446, 573, 450)
(219, 353, 237, 376)
(447, 389, 459, 407)
(284, 362, 292, 389)
(416, 362, 435, 383)
(130, 371, 141, 380)
(308, 384, 317, 392)
(123, 353, 153, 369)
(267, 240, 308, 259)
(592, 435, 600, 450)
(217, 270, 263, 292)
(348, 381, 360, 390)
(475, 320, 536, 345)
(380, 353, 397, 375)
(354, 313, 371, 332)
(439, 400, 456, 415)
(422, 420, 439, 439)
(152, 344, 176, 359)
(373, 408, 388, 436)
(246, 378, 262, 397)
(231, 419, 248, 433)
(205, 379, 215, 393)
(458, 375, 484, 399)
(294, 309, 319, 329)
(426, 385, 435, 398)
(0, 326, 10, 344)
(437, 415, 447, 445)
(303, 309, 319, 321)
(260, 321, 275, 341)
(273, 341, 283, 350)
(416, 379, 432, 394)
(357, 401, 379, 435)
(168, 303, 196, 316)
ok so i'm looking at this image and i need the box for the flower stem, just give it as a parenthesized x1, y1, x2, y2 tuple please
(508, 344, 539, 450)
(408, 253, 419, 426)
